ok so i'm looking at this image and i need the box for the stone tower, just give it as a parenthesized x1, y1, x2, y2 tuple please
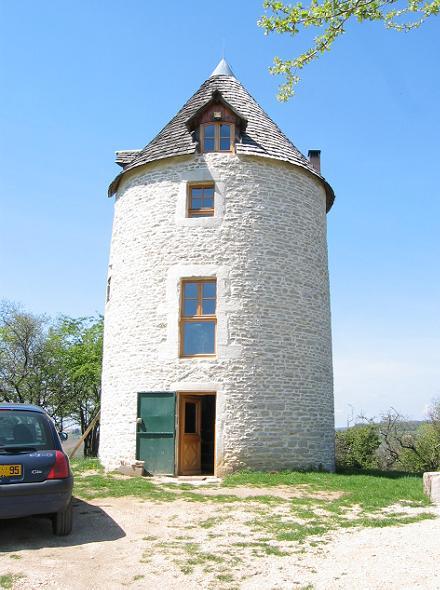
(99, 59, 335, 476)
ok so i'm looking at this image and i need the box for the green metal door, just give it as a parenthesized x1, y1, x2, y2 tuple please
(137, 392, 176, 475)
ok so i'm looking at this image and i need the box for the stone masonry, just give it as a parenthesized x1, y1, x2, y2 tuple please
(100, 150, 335, 475)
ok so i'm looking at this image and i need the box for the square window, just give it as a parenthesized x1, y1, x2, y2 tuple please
(201, 123, 234, 153)
(188, 183, 215, 218)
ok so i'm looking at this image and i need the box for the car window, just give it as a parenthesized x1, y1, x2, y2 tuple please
(0, 410, 55, 450)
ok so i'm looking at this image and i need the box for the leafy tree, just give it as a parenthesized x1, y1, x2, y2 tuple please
(336, 423, 381, 469)
(399, 423, 440, 472)
(429, 398, 440, 436)
(0, 301, 103, 456)
(0, 302, 55, 410)
(48, 316, 103, 456)
(259, 0, 439, 100)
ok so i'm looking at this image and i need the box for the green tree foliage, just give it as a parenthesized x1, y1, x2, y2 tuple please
(340, 401, 440, 473)
(399, 423, 440, 472)
(0, 302, 55, 409)
(336, 424, 381, 469)
(48, 316, 103, 456)
(259, 0, 440, 100)
(0, 301, 102, 456)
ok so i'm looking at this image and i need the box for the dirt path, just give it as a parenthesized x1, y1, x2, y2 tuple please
(0, 497, 439, 590)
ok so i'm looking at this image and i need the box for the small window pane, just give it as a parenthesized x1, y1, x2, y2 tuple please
(202, 283, 216, 298)
(202, 299, 216, 315)
(184, 300, 198, 316)
(184, 402, 197, 433)
(204, 187, 214, 197)
(203, 197, 214, 209)
(183, 321, 215, 355)
(220, 137, 230, 151)
(191, 188, 203, 198)
(184, 283, 198, 298)
(192, 198, 202, 209)
(204, 125, 215, 138)
(204, 138, 215, 152)
(191, 212, 212, 218)
(220, 124, 231, 137)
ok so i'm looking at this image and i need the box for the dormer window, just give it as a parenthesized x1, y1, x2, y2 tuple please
(201, 123, 234, 153)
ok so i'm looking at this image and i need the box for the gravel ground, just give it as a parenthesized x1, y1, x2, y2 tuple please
(0, 496, 438, 590)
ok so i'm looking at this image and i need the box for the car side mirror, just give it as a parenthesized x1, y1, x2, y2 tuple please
(59, 432, 68, 441)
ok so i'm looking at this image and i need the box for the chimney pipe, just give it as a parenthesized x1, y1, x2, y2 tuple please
(308, 150, 321, 174)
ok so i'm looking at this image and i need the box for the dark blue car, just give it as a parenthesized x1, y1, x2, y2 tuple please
(0, 403, 73, 535)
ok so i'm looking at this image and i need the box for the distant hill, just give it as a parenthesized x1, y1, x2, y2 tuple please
(336, 420, 427, 433)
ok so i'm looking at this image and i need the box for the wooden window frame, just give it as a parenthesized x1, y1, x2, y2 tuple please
(187, 182, 215, 218)
(180, 278, 217, 358)
(200, 123, 235, 153)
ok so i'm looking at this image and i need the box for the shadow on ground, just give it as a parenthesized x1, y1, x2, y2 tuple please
(0, 498, 125, 552)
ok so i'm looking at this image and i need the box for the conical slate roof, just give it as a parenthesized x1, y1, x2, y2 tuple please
(109, 61, 334, 210)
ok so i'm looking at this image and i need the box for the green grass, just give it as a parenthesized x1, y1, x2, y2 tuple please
(71, 459, 282, 505)
(199, 517, 218, 529)
(71, 459, 436, 548)
(0, 574, 21, 590)
(216, 573, 234, 583)
(223, 469, 431, 512)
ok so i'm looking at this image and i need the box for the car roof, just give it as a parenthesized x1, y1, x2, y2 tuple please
(0, 403, 46, 414)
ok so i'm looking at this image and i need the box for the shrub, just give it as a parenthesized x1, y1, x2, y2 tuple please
(336, 424, 381, 470)
(398, 423, 440, 473)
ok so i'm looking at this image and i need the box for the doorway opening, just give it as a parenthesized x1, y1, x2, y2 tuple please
(178, 392, 216, 476)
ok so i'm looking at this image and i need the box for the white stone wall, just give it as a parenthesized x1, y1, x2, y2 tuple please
(100, 153, 335, 474)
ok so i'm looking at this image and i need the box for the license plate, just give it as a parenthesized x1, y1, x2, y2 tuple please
(0, 464, 22, 478)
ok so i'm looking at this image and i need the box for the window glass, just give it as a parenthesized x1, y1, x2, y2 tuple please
(202, 299, 216, 315)
(184, 402, 197, 433)
(203, 125, 216, 152)
(184, 283, 198, 298)
(204, 138, 215, 152)
(183, 321, 215, 355)
(204, 125, 215, 138)
(181, 279, 217, 356)
(202, 283, 216, 298)
(188, 184, 215, 217)
(220, 124, 230, 137)
(184, 300, 198, 316)
(219, 124, 231, 151)
(201, 123, 234, 153)
(0, 411, 54, 451)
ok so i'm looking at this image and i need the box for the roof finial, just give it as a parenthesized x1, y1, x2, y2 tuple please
(210, 58, 236, 79)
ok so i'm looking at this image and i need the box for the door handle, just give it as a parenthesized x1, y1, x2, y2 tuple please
(136, 418, 143, 425)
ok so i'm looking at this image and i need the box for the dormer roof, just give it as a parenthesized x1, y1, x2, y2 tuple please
(185, 89, 247, 133)
(109, 60, 335, 211)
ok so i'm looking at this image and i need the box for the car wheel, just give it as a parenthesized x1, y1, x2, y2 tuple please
(52, 500, 73, 536)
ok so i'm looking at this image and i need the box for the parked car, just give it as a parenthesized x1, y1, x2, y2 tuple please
(0, 403, 73, 535)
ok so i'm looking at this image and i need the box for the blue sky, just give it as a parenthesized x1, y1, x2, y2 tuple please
(1, 1, 439, 426)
